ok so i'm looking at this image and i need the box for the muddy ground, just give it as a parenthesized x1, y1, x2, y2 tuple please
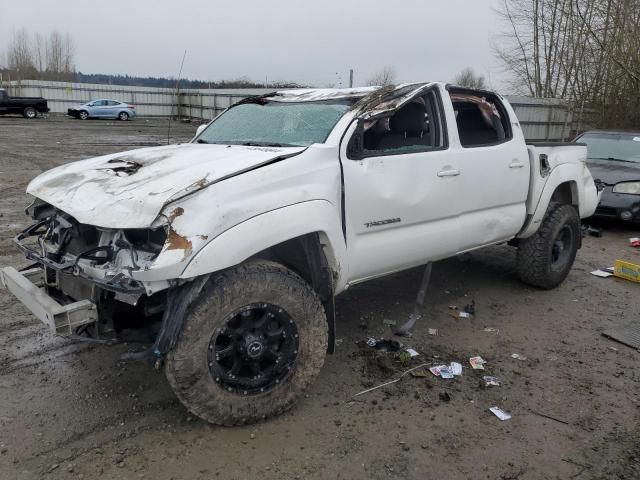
(0, 116, 639, 480)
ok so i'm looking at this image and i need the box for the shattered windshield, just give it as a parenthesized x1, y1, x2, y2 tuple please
(195, 101, 351, 147)
(579, 133, 640, 164)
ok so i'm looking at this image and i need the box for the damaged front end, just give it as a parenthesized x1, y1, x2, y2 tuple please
(1, 199, 170, 339)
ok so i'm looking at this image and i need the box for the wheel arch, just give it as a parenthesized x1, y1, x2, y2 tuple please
(251, 233, 337, 353)
(177, 201, 347, 352)
(519, 164, 586, 239)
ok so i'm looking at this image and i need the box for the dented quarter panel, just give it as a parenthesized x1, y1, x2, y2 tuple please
(26, 143, 305, 229)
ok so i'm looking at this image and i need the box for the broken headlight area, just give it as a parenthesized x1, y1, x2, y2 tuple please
(15, 203, 169, 339)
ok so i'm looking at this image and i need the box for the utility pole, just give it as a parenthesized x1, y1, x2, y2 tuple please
(349, 69, 354, 88)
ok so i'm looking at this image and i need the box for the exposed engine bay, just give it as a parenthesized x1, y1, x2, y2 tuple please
(14, 199, 169, 339)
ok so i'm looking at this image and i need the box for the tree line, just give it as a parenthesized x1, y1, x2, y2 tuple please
(0, 28, 300, 89)
(495, 0, 640, 128)
(2, 28, 75, 81)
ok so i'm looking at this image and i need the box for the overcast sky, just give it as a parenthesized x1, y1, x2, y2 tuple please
(0, 0, 505, 88)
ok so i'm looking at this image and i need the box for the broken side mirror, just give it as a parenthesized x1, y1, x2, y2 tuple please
(347, 120, 365, 160)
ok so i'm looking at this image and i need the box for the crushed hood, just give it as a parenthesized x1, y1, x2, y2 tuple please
(27, 143, 305, 228)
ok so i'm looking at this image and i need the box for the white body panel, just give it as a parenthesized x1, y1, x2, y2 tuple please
(20, 82, 599, 296)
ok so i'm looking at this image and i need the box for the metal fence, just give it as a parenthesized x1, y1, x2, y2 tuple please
(505, 96, 575, 142)
(4, 80, 272, 119)
(4, 80, 578, 141)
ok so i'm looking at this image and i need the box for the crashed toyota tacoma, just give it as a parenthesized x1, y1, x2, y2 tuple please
(1, 83, 600, 425)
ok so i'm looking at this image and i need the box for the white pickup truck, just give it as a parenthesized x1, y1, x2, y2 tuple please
(1, 82, 599, 425)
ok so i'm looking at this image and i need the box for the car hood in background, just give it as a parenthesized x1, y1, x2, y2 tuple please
(27, 143, 305, 228)
(586, 159, 640, 185)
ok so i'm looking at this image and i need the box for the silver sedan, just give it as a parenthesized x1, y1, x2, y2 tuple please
(67, 99, 136, 120)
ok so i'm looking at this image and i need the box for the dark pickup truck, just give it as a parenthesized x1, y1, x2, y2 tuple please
(0, 89, 49, 118)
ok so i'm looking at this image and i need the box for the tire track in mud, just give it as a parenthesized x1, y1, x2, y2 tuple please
(0, 327, 93, 374)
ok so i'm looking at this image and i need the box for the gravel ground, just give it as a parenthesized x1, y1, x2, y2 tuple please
(0, 116, 639, 480)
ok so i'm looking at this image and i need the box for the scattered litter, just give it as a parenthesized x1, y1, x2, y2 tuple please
(630, 237, 640, 247)
(463, 300, 475, 315)
(530, 409, 569, 425)
(483, 376, 500, 386)
(410, 367, 429, 377)
(489, 406, 511, 421)
(483, 327, 499, 333)
(607, 346, 618, 352)
(469, 356, 486, 370)
(459, 312, 471, 319)
(614, 259, 640, 283)
(383, 318, 397, 326)
(353, 363, 430, 397)
(511, 353, 527, 361)
(366, 338, 402, 351)
(591, 269, 614, 278)
(438, 366, 454, 379)
(449, 362, 462, 376)
(587, 226, 602, 237)
(405, 348, 420, 358)
(429, 365, 447, 376)
(428, 328, 438, 336)
(448, 305, 458, 310)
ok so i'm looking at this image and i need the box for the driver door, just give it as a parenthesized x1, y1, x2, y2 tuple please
(340, 87, 461, 283)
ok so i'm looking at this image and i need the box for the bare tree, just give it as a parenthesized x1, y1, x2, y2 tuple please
(3, 28, 76, 81)
(452, 68, 487, 89)
(494, 0, 640, 128)
(6, 27, 37, 76)
(366, 66, 396, 86)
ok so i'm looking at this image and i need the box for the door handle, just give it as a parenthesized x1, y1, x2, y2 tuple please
(509, 161, 526, 169)
(437, 169, 460, 177)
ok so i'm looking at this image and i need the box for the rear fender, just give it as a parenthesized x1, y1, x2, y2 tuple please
(518, 162, 597, 238)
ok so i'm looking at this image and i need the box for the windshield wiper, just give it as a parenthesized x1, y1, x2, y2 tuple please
(239, 141, 298, 148)
(196, 138, 209, 144)
(590, 156, 637, 163)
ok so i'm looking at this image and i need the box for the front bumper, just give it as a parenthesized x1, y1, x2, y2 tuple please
(594, 188, 640, 222)
(0, 266, 97, 335)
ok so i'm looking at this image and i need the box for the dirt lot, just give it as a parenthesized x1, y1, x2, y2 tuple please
(0, 116, 639, 480)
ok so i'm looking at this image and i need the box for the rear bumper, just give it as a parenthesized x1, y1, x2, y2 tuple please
(0, 266, 97, 335)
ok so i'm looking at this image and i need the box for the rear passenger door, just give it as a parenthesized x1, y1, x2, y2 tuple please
(447, 89, 529, 251)
(105, 100, 120, 118)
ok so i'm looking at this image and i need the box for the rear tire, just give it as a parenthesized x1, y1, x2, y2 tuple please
(165, 260, 328, 425)
(516, 204, 581, 289)
(118, 111, 129, 121)
(23, 107, 37, 119)
(78, 110, 89, 120)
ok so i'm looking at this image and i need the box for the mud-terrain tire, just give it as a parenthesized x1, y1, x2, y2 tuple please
(516, 204, 581, 289)
(165, 260, 328, 426)
(23, 106, 37, 119)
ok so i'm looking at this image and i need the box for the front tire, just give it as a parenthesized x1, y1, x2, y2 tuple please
(516, 204, 581, 289)
(78, 110, 89, 120)
(23, 107, 37, 119)
(166, 260, 328, 425)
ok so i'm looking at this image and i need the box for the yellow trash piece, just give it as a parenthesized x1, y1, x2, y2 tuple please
(614, 259, 640, 283)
